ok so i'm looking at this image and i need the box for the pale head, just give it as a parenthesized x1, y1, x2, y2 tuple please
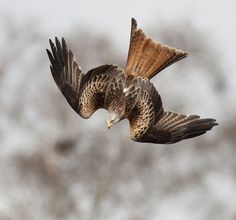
(106, 111, 121, 129)
(106, 96, 126, 129)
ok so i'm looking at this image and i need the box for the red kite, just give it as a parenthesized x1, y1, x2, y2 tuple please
(47, 18, 217, 144)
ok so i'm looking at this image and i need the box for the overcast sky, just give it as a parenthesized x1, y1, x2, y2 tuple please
(2, 0, 236, 91)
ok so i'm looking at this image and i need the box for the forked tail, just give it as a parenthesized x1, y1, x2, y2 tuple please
(125, 18, 187, 79)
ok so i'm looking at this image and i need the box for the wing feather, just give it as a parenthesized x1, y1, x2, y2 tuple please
(47, 37, 84, 113)
(139, 111, 218, 144)
(127, 79, 164, 141)
(123, 77, 142, 115)
(47, 37, 125, 118)
(104, 68, 125, 108)
(126, 79, 218, 144)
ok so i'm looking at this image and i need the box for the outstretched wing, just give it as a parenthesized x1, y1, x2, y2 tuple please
(47, 37, 124, 118)
(47, 37, 84, 113)
(127, 79, 218, 144)
(138, 111, 218, 144)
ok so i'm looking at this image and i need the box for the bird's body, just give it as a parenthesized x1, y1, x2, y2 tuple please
(47, 18, 218, 144)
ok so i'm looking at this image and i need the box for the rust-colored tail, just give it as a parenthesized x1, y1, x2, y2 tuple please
(125, 18, 187, 79)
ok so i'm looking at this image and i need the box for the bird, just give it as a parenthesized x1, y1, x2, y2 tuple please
(46, 18, 218, 144)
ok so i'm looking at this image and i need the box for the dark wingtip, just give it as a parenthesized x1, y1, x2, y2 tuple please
(55, 37, 61, 48)
(62, 37, 66, 43)
(46, 48, 51, 56)
(188, 118, 219, 134)
(49, 37, 61, 49)
(46, 48, 54, 64)
(182, 118, 218, 140)
(61, 37, 68, 53)
(48, 38, 56, 54)
(204, 118, 219, 129)
(49, 38, 53, 46)
(205, 118, 219, 127)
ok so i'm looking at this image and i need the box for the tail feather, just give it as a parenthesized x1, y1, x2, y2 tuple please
(125, 18, 187, 79)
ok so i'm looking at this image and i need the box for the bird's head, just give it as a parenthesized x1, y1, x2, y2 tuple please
(106, 96, 126, 129)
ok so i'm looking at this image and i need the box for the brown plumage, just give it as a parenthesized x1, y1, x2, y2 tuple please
(46, 18, 218, 144)
(125, 18, 187, 79)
